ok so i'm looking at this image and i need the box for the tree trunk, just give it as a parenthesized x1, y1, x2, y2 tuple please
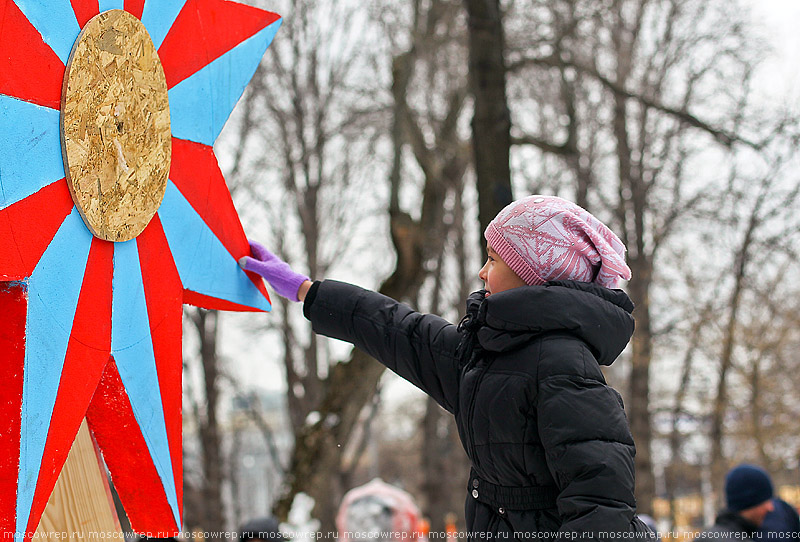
(273, 278, 423, 532)
(191, 309, 226, 539)
(273, 31, 465, 530)
(612, 73, 656, 513)
(463, 0, 513, 252)
(709, 198, 761, 506)
(422, 398, 448, 532)
(624, 257, 655, 516)
(420, 397, 469, 532)
(664, 299, 713, 529)
(419, 186, 472, 531)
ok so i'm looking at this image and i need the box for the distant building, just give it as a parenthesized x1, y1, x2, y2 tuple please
(227, 390, 293, 526)
(182, 388, 293, 531)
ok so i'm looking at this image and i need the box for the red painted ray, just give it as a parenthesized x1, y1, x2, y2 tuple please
(26, 238, 113, 534)
(158, 0, 280, 88)
(169, 138, 270, 301)
(136, 217, 183, 516)
(124, 0, 144, 19)
(86, 359, 179, 535)
(0, 180, 74, 281)
(184, 289, 264, 311)
(0, 0, 65, 109)
(70, 0, 98, 27)
(0, 283, 26, 533)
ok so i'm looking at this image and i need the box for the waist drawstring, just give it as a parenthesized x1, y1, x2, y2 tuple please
(468, 470, 559, 512)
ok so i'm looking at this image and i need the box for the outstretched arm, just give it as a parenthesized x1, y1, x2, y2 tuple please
(241, 241, 463, 412)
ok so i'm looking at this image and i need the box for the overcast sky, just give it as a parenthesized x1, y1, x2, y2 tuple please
(221, 0, 800, 399)
(748, 0, 800, 104)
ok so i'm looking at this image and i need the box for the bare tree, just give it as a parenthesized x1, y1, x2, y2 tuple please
(182, 308, 226, 539)
(273, 0, 474, 529)
(418, 188, 474, 532)
(223, 0, 389, 530)
(207, 0, 800, 530)
(463, 0, 514, 251)
(706, 149, 800, 502)
(501, 0, 772, 512)
(216, 0, 474, 532)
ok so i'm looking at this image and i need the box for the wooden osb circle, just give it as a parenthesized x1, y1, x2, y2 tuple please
(61, 9, 171, 243)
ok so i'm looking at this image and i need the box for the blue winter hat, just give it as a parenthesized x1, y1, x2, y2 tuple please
(725, 464, 774, 512)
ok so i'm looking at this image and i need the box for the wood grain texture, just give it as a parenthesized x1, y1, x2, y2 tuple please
(35, 420, 121, 539)
(61, 9, 171, 242)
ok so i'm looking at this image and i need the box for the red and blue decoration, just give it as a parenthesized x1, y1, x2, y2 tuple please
(0, 0, 279, 536)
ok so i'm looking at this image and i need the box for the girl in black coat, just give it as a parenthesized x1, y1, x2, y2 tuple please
(242, 196, 653, 538)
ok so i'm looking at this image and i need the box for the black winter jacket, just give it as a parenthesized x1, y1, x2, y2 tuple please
(304, 279, 650, 537)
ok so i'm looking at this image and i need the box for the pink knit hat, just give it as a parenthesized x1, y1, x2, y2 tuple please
(484, 195, 632, 289)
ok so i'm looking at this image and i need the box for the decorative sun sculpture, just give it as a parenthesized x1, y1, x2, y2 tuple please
(0, 0, 279, 536)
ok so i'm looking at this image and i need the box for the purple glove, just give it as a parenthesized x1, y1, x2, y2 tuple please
(238, 241, 310, 302)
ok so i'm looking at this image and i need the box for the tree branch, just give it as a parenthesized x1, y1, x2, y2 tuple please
(507, 54, 759, 148)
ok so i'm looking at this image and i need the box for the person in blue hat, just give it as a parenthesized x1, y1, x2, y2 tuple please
(698, 465, 775, 541)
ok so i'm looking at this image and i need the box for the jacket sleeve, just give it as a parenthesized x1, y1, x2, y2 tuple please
(303, 280, 462, 413)
(535, 338, 641, 536)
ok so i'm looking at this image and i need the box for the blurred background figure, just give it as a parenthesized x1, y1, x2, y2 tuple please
(336, 479, 420, 542)
(239, 516, 284, 541)
(416, 517, 430, 542)
(444, 513, 458, 540)
(699, 464, 775, 541)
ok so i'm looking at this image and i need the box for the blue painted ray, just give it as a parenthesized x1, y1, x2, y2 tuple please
(158, 181, 270, 311)
(0, 96, 64, 210)
(141, 0, 188, 49)
(168, 20, 281, 145)
(98, 0, 124, 11)
(111, 240, 181, 527)
(16, 209, 93, 537)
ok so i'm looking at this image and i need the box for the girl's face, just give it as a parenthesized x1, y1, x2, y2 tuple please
(479, 244, 526, 297)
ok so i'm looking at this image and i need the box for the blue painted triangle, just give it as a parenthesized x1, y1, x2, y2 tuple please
(111, 239, 181, 528)
(0, 96, 65, 211)
(16, 209, 93, 538)
(158, 181, 271, 311)
(168, 20, 281, 146)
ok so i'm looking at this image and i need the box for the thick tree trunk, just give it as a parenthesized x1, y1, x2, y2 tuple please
(419, 187, 473, 531)
(273, 27, 467, 529)
(463, 0, 513, 250)
(625, 258, 655, 516)
(611, 80, 655, 514)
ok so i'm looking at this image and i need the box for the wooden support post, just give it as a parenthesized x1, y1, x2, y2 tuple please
(36, 420, 122, 540)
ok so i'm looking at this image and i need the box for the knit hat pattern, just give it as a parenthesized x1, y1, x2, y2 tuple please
(484, 195, 632, 289)
(725, 464, 774, 512)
